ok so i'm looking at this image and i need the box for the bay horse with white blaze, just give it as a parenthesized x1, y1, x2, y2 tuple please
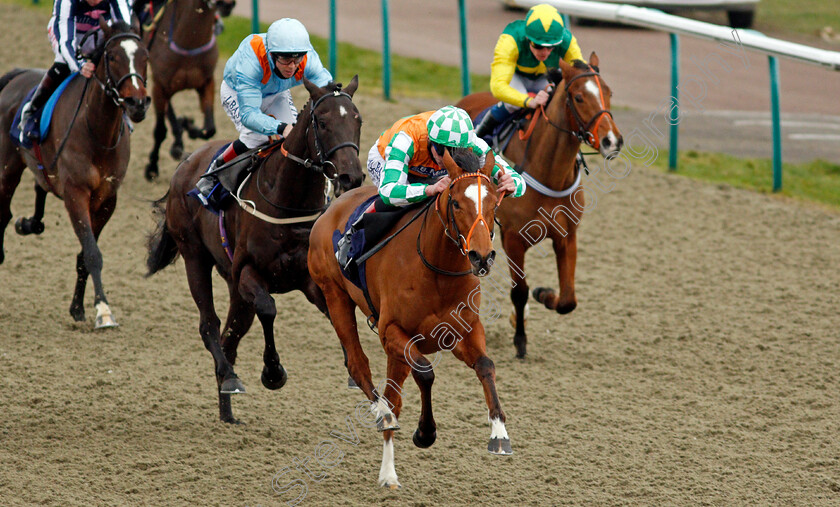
(457, 53, 623, 358)
(309, 148, 511, 489)
(0, 19, 149, 329)
(146, 77, 363, 424)
(142, 0, 235, 181)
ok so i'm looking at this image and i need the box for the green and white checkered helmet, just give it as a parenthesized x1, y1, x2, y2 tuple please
(427, 106, 475, 148)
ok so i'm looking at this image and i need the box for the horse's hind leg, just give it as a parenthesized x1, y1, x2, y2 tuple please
(144, 85, 168, 181)
(181, 250, 244, 423)
(218, 287, 256, 423)
(185, 78, 216, 140)
(64, 190, 118, 327)
(502, 228, 531, 358)
(0, 154, 26, 265)
(14, 183, 47, 236)
(166, 102, 185, 160)
(237, 265, 288, 391)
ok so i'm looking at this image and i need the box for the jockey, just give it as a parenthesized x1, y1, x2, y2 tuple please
(18, 0, 132, 142)
(474, 3, 583, 140)
(335, 106, 526, 268)
(194, 17, 332, 207)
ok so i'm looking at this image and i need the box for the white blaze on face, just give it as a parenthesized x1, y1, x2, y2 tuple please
(464, 182, 488, 216)
(584, 80, 602, 108)
(339, 105, 347, 117)
(120, 39, 141, 88)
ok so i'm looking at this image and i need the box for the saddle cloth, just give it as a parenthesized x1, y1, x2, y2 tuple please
(10, 72, 80, 149)
(332, 195, 425, 290)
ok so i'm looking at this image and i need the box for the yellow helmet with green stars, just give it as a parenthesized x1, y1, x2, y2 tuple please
(524, 4, 568, 47)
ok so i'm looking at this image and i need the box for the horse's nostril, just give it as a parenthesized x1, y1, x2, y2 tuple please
(602, 136, 611, 148)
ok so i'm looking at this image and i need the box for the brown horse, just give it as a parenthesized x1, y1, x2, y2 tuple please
(142, 0, 235, 181)
(457, 53, 623, 358)
(146, 77, 364, 424)
(308, 148, 511, 488)
(0, 19, 149, 328)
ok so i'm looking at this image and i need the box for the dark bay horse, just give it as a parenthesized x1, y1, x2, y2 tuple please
(0, 19, 149, 328)
(457, 53, 623, 358)
(142, 0, 235, 181)
(308, 149, 511, 489)
(146, 77, 364, 424)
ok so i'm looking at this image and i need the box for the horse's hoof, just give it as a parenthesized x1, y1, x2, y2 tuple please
(70, 307, 85, 322)
(220, 376, 246, 394)
(260, 364, 287, 390)
(556, 301, 577, 314)
(377, 412, 400, 432)
(94, 302, 119, 329)
(144, 164, 158, 182)
(201, 127, 216, 140)
(347, 376, 360, 389)
(220, 415, 243, 425)
(514, 343, 527, 359)
(487, 437, 513, 455)
(380, 482, 400, 490)
(170, 143, 184, 160)
(412, 428, 436, 448)
(532, 287, 556, 309)
(14, 217, 44, 236)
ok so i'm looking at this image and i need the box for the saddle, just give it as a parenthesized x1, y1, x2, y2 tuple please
(10, 73, 80, 149)
(474, 107, 529, 153)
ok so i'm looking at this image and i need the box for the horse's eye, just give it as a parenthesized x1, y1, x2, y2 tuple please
(318, 120, 326, 129)
(574, 94, 583, 103)
(452, 200, 460, 210)
(109, 54, 116, 63)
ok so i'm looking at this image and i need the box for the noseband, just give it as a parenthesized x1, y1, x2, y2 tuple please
(280, 90, 360, 181)
(562, 66, 612, 150)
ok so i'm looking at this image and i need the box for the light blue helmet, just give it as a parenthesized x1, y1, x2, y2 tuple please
(266, 18, 311, 57)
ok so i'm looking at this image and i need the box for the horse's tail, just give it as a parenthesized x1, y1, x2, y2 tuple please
(146, 191, 180, 277)
(0, 68, 28, 95)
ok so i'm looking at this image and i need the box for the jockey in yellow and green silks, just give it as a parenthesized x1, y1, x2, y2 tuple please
(474, 3, 584, 139)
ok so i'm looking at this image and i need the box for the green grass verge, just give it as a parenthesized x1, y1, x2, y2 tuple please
(218, 16, 490, 101)
(650, 150, 840, 210)
(756, 0, 840, 39)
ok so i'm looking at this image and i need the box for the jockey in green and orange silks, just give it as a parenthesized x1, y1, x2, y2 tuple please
(474, 3, 584, 139)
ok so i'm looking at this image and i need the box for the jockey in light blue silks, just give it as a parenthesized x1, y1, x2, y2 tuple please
(194, 17, 333, 206)
(18, 0, 132, 143)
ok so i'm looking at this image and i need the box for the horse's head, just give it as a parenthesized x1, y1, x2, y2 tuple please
(298, 75, 364, 196)
(549, 52, 622, 157)
(438, 147, 500, 277)
(208, 0, 236, 17)
(93, 17, 150, 123)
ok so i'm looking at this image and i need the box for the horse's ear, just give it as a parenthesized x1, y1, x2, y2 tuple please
(589, 52, 600, 69)
(556, 58, 574, 80)
(99, 17, 111, 37)
(130, 14, 141, 35)
(303, 77, 324, 100)
(481, 149, 495, 177)
(546, 68, 564, 86)
(344, 75, 359, 97)
(442, 147, 463, 179)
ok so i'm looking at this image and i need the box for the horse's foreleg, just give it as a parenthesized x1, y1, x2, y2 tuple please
(381, 324, 436, 450)
(166, 102, 185, 160)
(237, 264, 287, 391)
(502, 229, 530, 358)
(374, 350, 415, 490)
(14, 183, 47, 236)
(182, 250, 243, 423)
(0, 155, 26, 265)
(64, 189, 116, 328)
(189, 77, 216, 140)
(552, 230, 578, 314)
(220, 284, 256, 367)
(145, 86, 168, 181)
(451, 330, 512, 456)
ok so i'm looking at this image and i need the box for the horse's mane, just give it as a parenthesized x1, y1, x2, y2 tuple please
(449, 147, 480, 174)
(546, 59, 600, 87)
(88, 21, 135, 64)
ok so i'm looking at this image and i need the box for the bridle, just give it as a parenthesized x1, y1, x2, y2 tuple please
(436, 172, 501, 255)
(280, 90, 360, 182)
(80, 30, 147, 109)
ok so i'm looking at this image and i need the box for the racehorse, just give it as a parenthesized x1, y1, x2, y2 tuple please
(146, 76, 364, 424)
(141, 0, 236, 181)
(456, 53, 623, 358)
(0, 19, 149, 329)
(308, 148, 511, 489)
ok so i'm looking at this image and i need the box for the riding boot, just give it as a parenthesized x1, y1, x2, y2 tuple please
(335, 213, 366, 269)
(214, 14, 225, 36)
(19, 64, 69, 142)
(474, 112, 502, 140)
(195, 140, 247, 208)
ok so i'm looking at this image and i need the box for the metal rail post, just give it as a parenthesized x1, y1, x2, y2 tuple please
(669, 32, 680, 171)
(251, 0, 259, 34)
(458, 0, 470, 97)
(329, 0, 337, 76)
(381, 0, 391, 100)
(768, 55, 783, 192)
